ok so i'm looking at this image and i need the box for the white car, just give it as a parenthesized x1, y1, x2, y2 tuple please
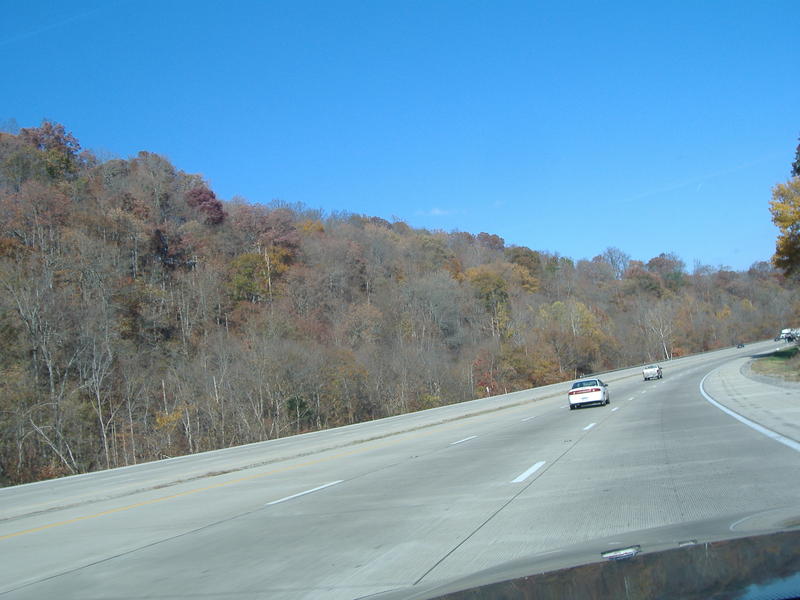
(642, 365, 663, 381)
(568, 378, 610, 410)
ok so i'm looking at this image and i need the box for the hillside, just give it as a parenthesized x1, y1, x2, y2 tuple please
(0, 122, 795, 485)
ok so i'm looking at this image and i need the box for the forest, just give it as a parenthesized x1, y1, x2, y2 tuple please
(0, 121, 795, 485)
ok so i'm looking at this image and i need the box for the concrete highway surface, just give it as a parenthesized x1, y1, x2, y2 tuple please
(1, 340, 799, 599)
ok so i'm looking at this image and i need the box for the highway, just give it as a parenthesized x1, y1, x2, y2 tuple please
(1, 340, 799, 599)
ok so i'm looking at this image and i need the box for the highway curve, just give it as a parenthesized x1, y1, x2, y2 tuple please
(1, 340, 798, 599)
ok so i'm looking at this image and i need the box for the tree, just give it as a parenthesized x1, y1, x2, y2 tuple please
(466, 265, 510, 339)
(185, 186, 225, 225)
(227, 253, 269, 303)
(537, 299, 610, 376)
(646, 252, 686, 292)
(600, 247, 630, 280)
(624, 261, 665, 297)
(476, 232, 505, 251)
(0, 132, 47, 192)
(646, 252, 685, 278)
(641, 299, 677, 360)
(770, 177, 800, 276)
(505, 246, 542, 279)
(19, 120, 82, 179)
(792, 135, 800, 177)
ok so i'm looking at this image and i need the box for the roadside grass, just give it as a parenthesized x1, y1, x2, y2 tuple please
(751, 346, 800, 381)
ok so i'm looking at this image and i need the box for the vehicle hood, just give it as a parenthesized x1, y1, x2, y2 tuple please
(360, 505, 800, 600)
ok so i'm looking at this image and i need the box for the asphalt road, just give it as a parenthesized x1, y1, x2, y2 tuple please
(1, 340, 798, 599)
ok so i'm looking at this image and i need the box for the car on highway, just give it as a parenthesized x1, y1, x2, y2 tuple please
(642, 365, 663, 381)
(568, 378, 610, 410)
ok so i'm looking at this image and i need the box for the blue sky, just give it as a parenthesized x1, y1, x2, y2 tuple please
(2, 1, 798, 270)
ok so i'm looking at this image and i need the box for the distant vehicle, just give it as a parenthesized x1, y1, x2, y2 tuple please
(736, 342, 745, 348)
(642, 365, 663, 381)
(568, 378, 610, 410)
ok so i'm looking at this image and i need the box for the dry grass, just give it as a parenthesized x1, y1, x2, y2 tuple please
(751, 347, 800, 381)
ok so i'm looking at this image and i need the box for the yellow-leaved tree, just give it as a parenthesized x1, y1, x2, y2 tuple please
(770, 176, 800, 275)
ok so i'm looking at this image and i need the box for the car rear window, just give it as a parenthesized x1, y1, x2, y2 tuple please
(572, 380, 598, 389)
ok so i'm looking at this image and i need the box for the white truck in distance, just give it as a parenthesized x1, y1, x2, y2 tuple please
(642, 365, 663, 381)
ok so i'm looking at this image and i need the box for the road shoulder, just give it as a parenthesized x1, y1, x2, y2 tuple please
(702, 356, 800, 444)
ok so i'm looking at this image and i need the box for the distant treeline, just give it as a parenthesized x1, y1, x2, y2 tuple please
(0, 121, 794, 484)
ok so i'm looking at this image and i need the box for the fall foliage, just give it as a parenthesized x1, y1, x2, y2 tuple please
(0, 121, 794, 485)
(770, 177, 800, 276)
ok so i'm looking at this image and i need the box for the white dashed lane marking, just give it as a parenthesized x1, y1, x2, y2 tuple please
(266, 481, 343, 506)
(450, 436, 478, 446)
(512, 461, 546, 483)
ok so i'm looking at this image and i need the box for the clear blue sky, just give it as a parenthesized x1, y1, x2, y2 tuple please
(3, 1, 798, 270)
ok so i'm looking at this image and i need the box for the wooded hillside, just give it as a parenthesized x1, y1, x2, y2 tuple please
(0, 122, 794, 484)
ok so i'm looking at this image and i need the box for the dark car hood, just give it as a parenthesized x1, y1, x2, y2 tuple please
(360, 505, 800, 600)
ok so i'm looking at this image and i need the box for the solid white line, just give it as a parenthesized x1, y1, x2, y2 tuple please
(699, 372, 800, 453)
(521, 416, 537, 422)
(450, 435, 478, 445)
(583, 422, 597, 431)
(266, 481, 343, 505)
(611, 407, 619, 412)
(729, 514, 754, 531)
(512, 461, 546, 483)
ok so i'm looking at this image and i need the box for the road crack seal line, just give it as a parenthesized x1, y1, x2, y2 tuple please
(658, 395, 688, 521)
